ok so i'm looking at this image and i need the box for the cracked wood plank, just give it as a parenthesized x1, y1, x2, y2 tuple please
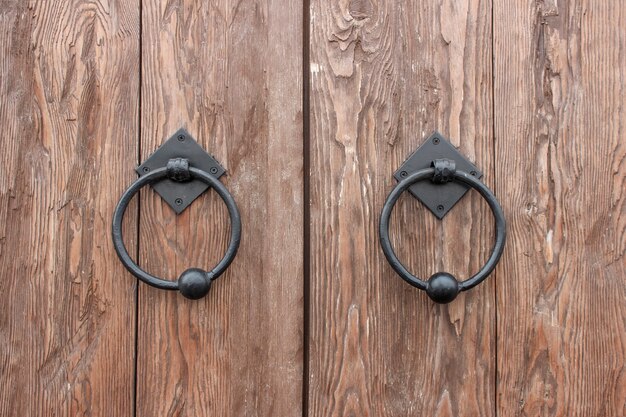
(137, 0, 303, 415)
(0, 0, 139, 415)
(307, 0, 495, 415)
(494, 0, 626, 415)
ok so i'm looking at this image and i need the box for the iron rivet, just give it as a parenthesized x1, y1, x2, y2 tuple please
(142, 166, 150, 173)
(177, 135, 185, 141)
(433, 137, 440, 145)
(437, 204, 444, 211)
(210, 167, 219, 174)
(400, 171, 408, 178)
(470, 171, 477, 176)
(175, 198, 183, 206)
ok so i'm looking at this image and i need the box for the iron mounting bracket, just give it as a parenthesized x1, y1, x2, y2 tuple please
(393, 132, 482, 219)
(136, 128, 226, 214)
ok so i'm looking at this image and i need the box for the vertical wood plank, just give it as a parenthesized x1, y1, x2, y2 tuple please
(0, 0, 139, 415)
(137, 0, 303, 415)
(308, 1, 495, 415)
(494, 0, 626, 415)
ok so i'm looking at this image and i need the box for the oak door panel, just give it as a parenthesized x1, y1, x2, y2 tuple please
(0, 1, 139, 415)
(137, 0, 303, 415)
(494, 1, 626, 415)
(307, 1, 495, 415)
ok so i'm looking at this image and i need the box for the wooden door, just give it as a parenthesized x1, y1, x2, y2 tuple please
(0, 0, 303, 415)
(307, 1, 625, 416)
(1, 1, 624, 416)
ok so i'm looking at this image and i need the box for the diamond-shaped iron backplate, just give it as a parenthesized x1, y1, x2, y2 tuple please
(394, 132, 482, 219)
(137, 129, 225, 214)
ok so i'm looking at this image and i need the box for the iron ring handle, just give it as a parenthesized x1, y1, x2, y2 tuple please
(379, 165, 506, 304)
(112, 164, 241, 299)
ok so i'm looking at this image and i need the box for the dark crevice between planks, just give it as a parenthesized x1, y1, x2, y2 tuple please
(302, 0, 311, 415)
(490, 1, 498, 415)
(133, 1, 143, 416)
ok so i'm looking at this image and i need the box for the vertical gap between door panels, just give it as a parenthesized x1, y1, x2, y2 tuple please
(302, 0, 311, 415)
(490, 1, 498, 416)
(133, 0, 143, 416)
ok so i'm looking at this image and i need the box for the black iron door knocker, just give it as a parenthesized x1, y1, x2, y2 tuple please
(379, 132, 506, 304)
(112, 129, 241, 299)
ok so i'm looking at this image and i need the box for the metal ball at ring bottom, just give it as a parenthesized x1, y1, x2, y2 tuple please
(178, 268, 212, 300)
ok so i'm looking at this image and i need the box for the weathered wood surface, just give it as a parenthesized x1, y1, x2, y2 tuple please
(494, 0, 626, 415)
(307, 1, 496, 415)
(2, 0, 626, 415)
(0, 0, 139, 415)
(137, 0, 303, 416)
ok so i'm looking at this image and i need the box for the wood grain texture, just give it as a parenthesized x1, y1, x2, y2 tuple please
(0, 0, 139, 415)
(494, 0, 626, 415)
(307, 0, 495, 415)
(136, 0, 303, 415)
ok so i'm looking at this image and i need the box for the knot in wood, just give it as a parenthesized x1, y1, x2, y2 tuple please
(348, 0, 373, 20)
